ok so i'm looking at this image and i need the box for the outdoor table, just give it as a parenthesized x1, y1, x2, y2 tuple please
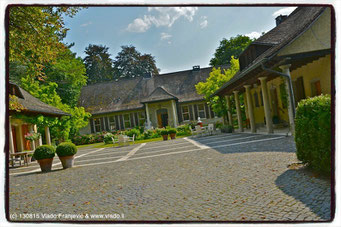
(10, 151, 34, 167)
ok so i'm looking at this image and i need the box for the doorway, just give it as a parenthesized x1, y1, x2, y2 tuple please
(157, 109, 168, 128)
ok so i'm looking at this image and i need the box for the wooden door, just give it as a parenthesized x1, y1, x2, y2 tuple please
(21, 124, 31, 150)
(157, 114, 162, 128)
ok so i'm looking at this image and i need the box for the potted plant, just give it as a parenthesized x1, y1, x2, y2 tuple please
(56, 142, 78, 169)
(168, 128, 177, 139)
(33, 145, 55, 172)
(160, 129, 169, 141)
(221, 125, 234, 133)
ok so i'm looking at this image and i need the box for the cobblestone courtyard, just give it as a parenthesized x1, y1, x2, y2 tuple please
(9, 133, 331, 222)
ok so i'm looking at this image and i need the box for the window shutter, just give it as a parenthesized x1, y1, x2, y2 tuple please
(130, 113, 134, 127)
(204, 103, 209, 118)
(120, 115, 124, 129)
(134, 113, 139, 126)
(189, 105, 194, 121)
(194, 104, 198, 120)
(115, 115, 120, 130)
(177, 104, 183, 123)
(105, 117, 110, 131)
(90, 119, 95, 134)
(100, 118, 104, 132)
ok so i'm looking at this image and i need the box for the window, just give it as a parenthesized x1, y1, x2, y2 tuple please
(254, 92, 260, 107)
(197, 104, 206, 118)
(138, 112, 146, 126)
(182, 106, 190, 121)
(109, 116, 116, 131)
(311, 80, 321, 97)
(293, 77, 306, 104)
(124, 114, 131, 129)
(260, 91, 264, 106)
(94, 118, 101, 132)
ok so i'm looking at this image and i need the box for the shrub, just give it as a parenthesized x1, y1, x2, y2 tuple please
(176, 125, 192, 136)
(221, 125, 233, 133)
(56, 142, 78, 157)
(160, 129, 169, 135)
(168, 128, 177, 134)
(33, 145, 55, 160)
(126, 128, 141, 138)
(295, 94, 331, 174)
(215, 121, 223, 129)
(103, 133, 114, 144)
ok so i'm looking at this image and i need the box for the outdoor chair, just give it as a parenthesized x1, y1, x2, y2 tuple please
(117, 135, 129, 146)
(111, 137, 118, 147)
(194, 125, 205, 137)
(208, 124, 214, 135)
(127, 134, 135, 144)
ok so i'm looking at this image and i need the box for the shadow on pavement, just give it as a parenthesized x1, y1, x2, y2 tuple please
(275, 168, 331, 220)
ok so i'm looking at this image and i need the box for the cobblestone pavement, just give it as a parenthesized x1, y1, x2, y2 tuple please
(9, 133, 331, 222)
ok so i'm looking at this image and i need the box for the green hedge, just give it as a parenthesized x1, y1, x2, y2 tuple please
(56, 142, 78, 157)
(34, 145, 55, 160)
(295, 94, 331, 174)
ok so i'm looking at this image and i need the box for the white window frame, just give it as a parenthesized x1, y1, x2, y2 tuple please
(197, 103, 206, 119)
(94, 118, 101, 133)
(124, 114, 131, 129)
(109, 116, 116, 131)
(181, 105, 190, 121)
(138, 112, 145, 126)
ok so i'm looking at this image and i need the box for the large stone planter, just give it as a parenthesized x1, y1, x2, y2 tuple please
(59, 155, 75, 169)
(37, 158, 54, 172)
(170, 133, 176, 140)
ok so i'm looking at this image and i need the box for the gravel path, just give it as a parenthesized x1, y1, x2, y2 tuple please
(9, 133, 331, 222)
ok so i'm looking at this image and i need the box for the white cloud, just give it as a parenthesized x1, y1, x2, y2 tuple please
(245, 31, 263, 39)
(80, 22, 92, 27)
(200, 16, 208, 29)
(272, 7, 297, 17)
(126, 7, 198, 33)
(160, 32, 172, 40)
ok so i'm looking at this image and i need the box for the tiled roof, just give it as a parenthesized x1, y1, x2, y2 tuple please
(9, 82, 70, 117)
(79, 66, 228, 115)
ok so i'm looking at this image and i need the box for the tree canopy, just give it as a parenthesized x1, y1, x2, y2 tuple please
(83, 44, 114, 84)
(113, 45, 159, 79)
(196, 56, 240, 118)
(209, 35, 253, 67)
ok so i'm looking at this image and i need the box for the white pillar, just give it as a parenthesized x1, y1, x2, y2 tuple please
(34, 124, 42, 146)
(259, 77, 274, 134)
(244, 85, 256, 133)
(279, 64, 295, 135)
(171, 100, 178, 127)
(45, 126, 51, 145)
(145, 103, 151, 126)
(9, 119, 15, 154)
(225, 95, 233, 126)
(17, 124, 24, 151)
(233, 91, 243, 132)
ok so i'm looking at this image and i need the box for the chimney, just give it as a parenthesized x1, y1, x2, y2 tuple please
(192, 65, 200, 71)
(276, 15, 288, 26)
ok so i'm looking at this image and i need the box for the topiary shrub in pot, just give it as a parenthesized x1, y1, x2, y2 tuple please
(56, 142, 78, 169)
(221, 125, 234, 133)
(168, 128, 177, 139)
(33, 145, 56, 172)
(160, 129, 169, 141)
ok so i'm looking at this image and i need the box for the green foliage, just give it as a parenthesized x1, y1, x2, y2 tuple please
(295, 94, 331, 174)
(56, 142, 77, 157)
(9, 6, 81, 79)
(84, 44, 114, 84)
(126, 128, 141, 139)
(220, 125, 234, 133)
(167, 128, 177, 134)
(160, 129, 169, 135)
(113, 45, 159, 79)
(176, 125, 192, 136)
(33, 145, 55, 160)
(196, 56, 239, 117)
(210, 35, 253, 67)
(103, 133, 114, 144)
(214, 121, 223, 129)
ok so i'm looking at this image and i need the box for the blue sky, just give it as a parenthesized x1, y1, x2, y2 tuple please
(64, 6, 296, 73)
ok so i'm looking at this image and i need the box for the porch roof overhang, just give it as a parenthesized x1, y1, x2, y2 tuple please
(213, 48, 331, 97)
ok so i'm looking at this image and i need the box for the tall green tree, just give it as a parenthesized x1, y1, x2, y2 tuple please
(9, 6, 80, 79)
(196, 56, 240, 119)
(83, 44, 114, 84)
(210, 35, 253, 67)
(113, 45, 159, 79)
